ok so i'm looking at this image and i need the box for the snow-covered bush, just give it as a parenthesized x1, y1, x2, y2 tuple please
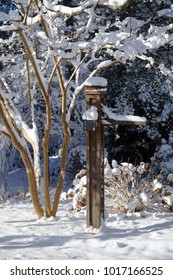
(104, 159, 152, 213)
(62, 159, 173, 214)
(61, 169, 87, 211)
(104, 160, 173, 214)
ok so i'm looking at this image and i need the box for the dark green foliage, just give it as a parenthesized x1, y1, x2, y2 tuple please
(104, 47, 173, 165)
(0, 0, 13, 13)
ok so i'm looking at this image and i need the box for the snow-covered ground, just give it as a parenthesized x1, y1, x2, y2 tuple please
(0, 197, 173, 260)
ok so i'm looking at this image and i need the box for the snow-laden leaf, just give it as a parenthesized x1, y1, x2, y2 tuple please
(122, 37, 147, 59)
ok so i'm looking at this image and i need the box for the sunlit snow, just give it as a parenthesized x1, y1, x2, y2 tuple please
(0, 197, 173, 260)
(82, 106, 98, 121)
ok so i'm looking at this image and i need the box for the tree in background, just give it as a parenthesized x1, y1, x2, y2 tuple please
(0, 0, 19, 189)
(0, 0, 173, 218)
(103, 0, 173, 169)
(0, 0, 13, 13)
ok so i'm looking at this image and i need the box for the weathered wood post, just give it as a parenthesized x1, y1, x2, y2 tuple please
(83, 77, 107, 229)
(83, 77, 147, 230)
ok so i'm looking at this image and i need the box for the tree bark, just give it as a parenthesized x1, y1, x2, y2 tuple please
(0, 101, 44, 219)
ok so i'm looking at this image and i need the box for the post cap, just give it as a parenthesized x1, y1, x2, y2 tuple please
(84, 77, 107, 95)
(85, 77, 107, 88)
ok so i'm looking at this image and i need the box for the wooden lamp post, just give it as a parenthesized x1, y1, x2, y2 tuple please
(83, 77, 107, 229)
(84, 77, 147, 229)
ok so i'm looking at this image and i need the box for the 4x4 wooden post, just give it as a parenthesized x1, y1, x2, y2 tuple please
(84, 78, 147, 230)
(84, 82, 107, 229)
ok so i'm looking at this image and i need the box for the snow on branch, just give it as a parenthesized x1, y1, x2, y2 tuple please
(102, 105, 147, 126)
(43, 0, 95, 16)
(43, 0, 133, 17)
(0, 10, 21, 22)
(0, 24, 18, 32)
(159, 64, 173, 80)
(99, 0, 134, 10)
(146, 23, 173, 49)
(0, 79, 38, 161)
(158, 4, 173, 18)
(0, 94, 32, 161)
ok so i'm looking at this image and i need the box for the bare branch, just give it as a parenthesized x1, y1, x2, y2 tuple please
(0, 128, 11, 140)
(17, 30, 48, 99)
(65, 52, 90, 91)
(23, 0, 33, 25)
(26, 53, 32, 105)
(48, 59, 61, 95)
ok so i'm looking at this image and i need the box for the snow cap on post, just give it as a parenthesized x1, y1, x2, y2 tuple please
(85, 77, 107, 87)
(84, 77, 107, 96)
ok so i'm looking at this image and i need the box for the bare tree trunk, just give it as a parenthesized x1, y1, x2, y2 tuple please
(18, 30, 53, 217)
(15, 1, 74, 218)
(42, 96, 52, 217)
(52, 120, 70, 216)
(32, 1, 72, 217)
(50, 57, 71, 216)
(20, 149, 44, 219)
(0, 102, 44, 219)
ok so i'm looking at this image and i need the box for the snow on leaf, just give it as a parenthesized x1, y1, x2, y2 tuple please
(122, 17, 145, 31)
(122, 38, 147, 59)
(43, 0, 95, 16)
